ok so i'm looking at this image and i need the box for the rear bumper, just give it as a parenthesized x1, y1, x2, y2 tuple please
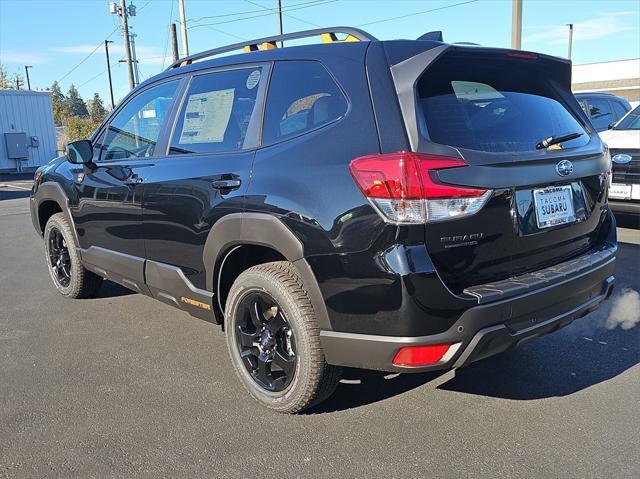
(320, 245, 616, 372)
(609, 199, 640, 215)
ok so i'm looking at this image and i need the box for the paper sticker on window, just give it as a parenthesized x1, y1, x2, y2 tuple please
(246, 70, 261, 89)
(179, 89, 235, 144)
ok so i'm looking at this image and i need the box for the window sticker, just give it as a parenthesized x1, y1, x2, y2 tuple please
(246, 70, 261, 89)
(179, 89, 235, 144)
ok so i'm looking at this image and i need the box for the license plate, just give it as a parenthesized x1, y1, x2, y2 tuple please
(609, 183, 632, 200)
(533, 185, 576, 229)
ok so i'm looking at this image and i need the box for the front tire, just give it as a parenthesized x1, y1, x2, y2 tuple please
(224, 261, 341, 413)
(43, 213, 103, 298)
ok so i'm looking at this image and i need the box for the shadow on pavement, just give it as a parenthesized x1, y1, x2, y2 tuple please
(94, 280, 137, 299)
(0, 190, 31, 200)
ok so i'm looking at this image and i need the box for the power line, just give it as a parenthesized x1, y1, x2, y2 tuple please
(243, 0, 321, 28)
(187, 0, 330, 24)
(356, 0, 480, 28)
(188, 0, 337, 30)
(55, 0, 153, 86)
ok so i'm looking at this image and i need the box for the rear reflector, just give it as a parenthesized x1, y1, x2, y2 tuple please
(393, 344, 453, 367)
(349, 152, 491, 224)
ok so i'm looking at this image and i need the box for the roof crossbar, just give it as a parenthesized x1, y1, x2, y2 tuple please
(167, 26, 377, 70)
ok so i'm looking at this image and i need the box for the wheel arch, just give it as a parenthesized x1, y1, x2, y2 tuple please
(32, 182, 79, 244)
(204, 213, 332, 330)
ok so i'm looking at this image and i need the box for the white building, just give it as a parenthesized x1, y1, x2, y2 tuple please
(0, 90, 57, 173)
(572, 58, 640, 104)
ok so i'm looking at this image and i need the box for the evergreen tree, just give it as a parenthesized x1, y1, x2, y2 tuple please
(64, 84, 89, 118)
(50, 81, 66, 126)
(87, 92, 108, 123)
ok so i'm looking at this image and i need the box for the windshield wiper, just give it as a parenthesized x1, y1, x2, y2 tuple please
(536, 132, 583, 150)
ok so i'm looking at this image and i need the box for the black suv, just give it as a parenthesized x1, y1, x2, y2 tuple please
(31, 28, 617, 413)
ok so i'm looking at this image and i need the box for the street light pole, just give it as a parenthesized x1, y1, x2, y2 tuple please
(567, 23, 574, 60)
(511, 0, 523, 49)
(24, 65, 32, 90)
(104, 40, 115, 109)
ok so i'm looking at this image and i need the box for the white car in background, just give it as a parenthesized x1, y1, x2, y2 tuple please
(600, 105, 640, 221)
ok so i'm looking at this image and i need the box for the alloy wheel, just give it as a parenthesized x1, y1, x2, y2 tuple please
(235, 291, 297, 392)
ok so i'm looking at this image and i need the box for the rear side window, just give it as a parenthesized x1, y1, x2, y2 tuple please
(262, 61, 347, 145)
(586, 98, 614, 130)
(170, 68, 263, 154)
(610, 101, 628, 121)
(417, 58, 589, 152)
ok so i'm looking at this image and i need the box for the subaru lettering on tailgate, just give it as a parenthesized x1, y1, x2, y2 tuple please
(533, 185, 576, 229)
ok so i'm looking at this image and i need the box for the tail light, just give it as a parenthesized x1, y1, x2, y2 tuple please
(349, 152, 491, 224)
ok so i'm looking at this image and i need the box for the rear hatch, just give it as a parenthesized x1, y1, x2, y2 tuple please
(388, 45, 610, 292)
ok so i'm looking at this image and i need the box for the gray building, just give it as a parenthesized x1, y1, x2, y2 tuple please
(0, 90, 57, 173)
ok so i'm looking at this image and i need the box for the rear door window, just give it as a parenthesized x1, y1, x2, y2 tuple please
(170, 68, 263, 154)
(417, 58, 589, 152)
(262, 61, 347, 145)
(586, 98, 614, 130)
(610, 101, 628, 121)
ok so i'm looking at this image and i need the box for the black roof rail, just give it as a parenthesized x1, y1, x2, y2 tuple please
(167, 26, 377, 70)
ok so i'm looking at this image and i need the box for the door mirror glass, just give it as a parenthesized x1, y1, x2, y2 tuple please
(66, 140, 93, 164)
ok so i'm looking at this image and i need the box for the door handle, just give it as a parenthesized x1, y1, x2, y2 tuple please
(211, 178, 241, 190)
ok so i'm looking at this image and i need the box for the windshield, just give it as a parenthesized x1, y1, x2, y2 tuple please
(417, 57, 589, 153)
(614, 106, 640, 130)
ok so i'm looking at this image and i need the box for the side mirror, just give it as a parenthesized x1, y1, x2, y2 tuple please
(66, 139, 93, 164)
(607, 122, 615, 130)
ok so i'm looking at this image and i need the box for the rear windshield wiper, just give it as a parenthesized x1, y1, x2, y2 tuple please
(536, 132, 583, 150)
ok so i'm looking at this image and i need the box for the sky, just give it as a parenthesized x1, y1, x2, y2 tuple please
(1, 0, 639, 105)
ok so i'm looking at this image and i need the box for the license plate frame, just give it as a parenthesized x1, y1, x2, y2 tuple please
(533, 185, 576, 229)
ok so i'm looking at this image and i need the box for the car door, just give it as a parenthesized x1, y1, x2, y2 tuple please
(72, 79, 181, 289)
(140, 63, 269, 299)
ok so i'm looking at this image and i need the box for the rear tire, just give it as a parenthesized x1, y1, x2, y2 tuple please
(43, 213, 103, 299)
(224, 261, 341, 413)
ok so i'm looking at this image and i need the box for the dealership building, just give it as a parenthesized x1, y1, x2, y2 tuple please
(572, 58, 640, 105)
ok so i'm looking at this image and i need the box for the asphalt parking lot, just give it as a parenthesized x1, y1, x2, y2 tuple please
(1, 187, 639, 478)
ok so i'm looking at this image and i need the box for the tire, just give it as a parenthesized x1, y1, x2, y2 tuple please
(43, 212, 103, 299)
(224, 261, 341, 413)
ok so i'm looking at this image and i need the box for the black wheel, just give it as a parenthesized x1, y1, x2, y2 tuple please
(225, 261, 341, 413)
(43, 213, 103, 298)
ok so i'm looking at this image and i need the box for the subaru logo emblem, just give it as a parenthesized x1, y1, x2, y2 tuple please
(555, 160, 573, 177)
(612, 154, 632, 164)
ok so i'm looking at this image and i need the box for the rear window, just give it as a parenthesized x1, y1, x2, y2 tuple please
(417, 57, 589, 152)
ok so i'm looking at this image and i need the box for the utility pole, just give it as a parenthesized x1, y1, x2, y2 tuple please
(511, 0, 523, 49)
(277, 0, 284, 47)
(170, 23, 180, 62)
(104, 40, 115, 109)
(130, 31, 140, 86)
(110, 0, 135, 90)
(178, 0, 189, 57)
(14, 74, 22, 90)
(566, 23, 574, 60)
(24, 65, 32, 90)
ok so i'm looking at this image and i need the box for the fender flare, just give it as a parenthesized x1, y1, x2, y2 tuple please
(203, 213, 332, 331)
(32, 182, 80, 246)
